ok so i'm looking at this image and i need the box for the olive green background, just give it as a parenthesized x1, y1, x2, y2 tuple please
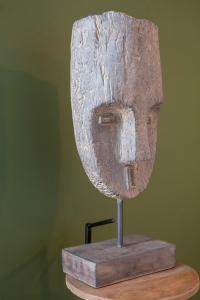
(0, 0, 200, 299)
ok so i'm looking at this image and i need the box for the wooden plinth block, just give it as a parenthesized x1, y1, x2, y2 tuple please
(66, 264, 199, 300)
(62, 235, 176, 288)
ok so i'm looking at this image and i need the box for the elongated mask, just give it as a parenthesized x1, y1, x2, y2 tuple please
(71, 11, 163, 199)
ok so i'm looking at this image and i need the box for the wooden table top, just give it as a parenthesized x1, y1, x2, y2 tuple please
(66, 264, 199, 300)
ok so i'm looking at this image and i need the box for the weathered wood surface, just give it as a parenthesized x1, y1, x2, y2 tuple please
(71, 11, 163, 199)
(66, 264, 199, 300)
(62, 235, 175, 288)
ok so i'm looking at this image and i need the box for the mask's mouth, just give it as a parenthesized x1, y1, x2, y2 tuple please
(124, 163, 138, 190)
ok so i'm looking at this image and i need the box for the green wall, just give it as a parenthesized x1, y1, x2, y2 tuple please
(0, 0, 200, 299)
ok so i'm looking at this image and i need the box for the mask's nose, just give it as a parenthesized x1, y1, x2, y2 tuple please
(117, 109, 151, 190)
(117, 109, 136, 164)
(117, 110, 151, 164)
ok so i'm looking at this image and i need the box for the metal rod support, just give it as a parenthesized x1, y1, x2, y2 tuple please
(117, 198, 123, 247)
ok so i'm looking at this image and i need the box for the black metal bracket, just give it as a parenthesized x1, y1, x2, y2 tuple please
(85, 218, 115, 244)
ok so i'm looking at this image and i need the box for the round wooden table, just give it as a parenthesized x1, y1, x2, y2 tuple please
(66, 264, 199, 300)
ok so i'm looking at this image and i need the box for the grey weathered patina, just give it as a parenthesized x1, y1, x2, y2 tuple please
(71, 11, 163, 200)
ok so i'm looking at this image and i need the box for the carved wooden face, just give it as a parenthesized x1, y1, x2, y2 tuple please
(71, 12, 163, 199)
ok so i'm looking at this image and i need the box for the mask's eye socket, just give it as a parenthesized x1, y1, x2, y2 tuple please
(98, 113, 116, 125)
(147, 104, 161, 125)
(151, 103, 161, 113)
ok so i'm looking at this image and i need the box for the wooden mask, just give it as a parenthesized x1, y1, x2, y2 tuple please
(71, 11, 163, 200)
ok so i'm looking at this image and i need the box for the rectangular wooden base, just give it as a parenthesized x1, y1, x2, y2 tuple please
(62, 235, 176, 288)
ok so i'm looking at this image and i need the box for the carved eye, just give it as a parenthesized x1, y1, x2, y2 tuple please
(151, 103, 161, 112)
(98, 113, 116, 125)
(147, 104, 160, 125)
(147, 115, 152, 125)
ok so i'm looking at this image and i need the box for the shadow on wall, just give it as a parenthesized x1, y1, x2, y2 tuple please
(0, 69, 62, 299)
